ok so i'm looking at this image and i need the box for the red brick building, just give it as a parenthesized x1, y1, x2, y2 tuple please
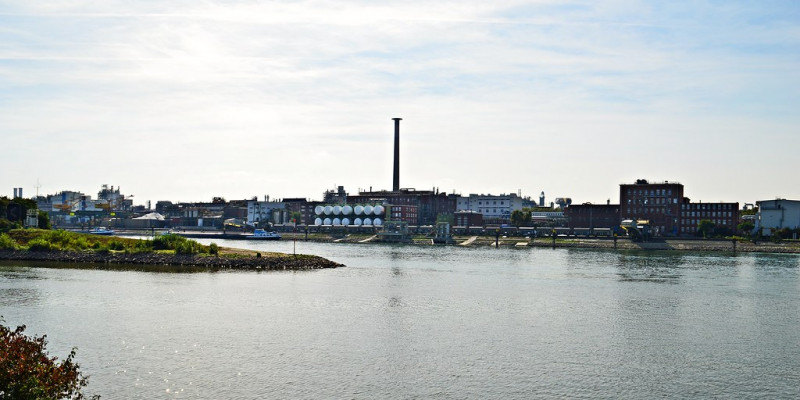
(454, 210, 484, 227)
(348, 189, 456, 226)
(565, 204, 620, 229)
(679, 202, 739, 236)
(620, 179, 685, 236)
(387, 204, 419, 224)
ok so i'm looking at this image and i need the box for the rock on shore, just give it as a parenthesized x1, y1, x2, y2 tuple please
(0, 250, 344, 270)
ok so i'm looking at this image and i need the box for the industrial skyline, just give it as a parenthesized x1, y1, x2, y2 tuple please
(2, 1, 798, 204)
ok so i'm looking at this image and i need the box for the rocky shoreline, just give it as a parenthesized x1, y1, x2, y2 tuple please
(0, 249, 344, 270)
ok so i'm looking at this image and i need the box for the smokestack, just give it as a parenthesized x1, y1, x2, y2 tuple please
(392, 117, 402, 192)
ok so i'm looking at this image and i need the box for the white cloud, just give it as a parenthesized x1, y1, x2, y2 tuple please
(1, 0, 798, 203)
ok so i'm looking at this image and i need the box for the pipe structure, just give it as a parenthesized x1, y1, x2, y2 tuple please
(392, 118, 402, 192)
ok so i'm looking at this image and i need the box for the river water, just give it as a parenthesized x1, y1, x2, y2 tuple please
(2, 240, 800, 399)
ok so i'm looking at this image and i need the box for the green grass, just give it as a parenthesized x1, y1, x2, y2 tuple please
(5, 229, 212, 255)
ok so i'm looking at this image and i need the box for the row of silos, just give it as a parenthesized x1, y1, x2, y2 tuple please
(313, 217, 383, 226)
(314, 205, 384, 216)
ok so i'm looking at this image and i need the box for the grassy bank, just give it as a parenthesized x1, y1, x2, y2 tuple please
(0, 229, 286, 258)
(0, 229, 343, 269)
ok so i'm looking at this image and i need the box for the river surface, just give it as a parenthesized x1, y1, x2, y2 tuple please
(2, 240, 800, 399)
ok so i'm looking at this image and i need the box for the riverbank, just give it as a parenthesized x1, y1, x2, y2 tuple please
(0, 249, 343, 270)
(0, 229, 344, 270)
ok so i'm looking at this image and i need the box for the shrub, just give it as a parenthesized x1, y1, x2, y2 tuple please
(0, 219, 20, 234)
(209, 243, 219, 255)
(27, 238, 58, 252)
(0, 233, 19, 250)
(0, 318, 97, 399)
(107, 240, 125, 251)
(152, 234, 206, 255)
(175, 240, 202, 255)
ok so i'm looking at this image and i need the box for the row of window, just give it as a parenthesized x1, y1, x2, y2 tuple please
(626, 198, 679, 205)
(681, 203, 735, 210)
(681, 219, 731, 229)
(681, 211, 733, 218)
(625, 207, 673, 215)
(626, 188, 675, 196)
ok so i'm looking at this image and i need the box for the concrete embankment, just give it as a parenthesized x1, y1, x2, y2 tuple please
(277, 232, 800, 254)
(0, 250, 343, 270)
(526, 238, 800, 253)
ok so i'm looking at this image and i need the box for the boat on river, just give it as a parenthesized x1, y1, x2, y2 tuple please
(88, 227, 115, 235)
(245, 229, 281, 240)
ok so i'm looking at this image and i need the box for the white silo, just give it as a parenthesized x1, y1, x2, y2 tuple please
(342, 205, 353, 215)
(314, 206, 324, 215)
(364, 205, 374, 215)
(333, 205, 342, 215)
(323, 217, 332, 225)
(354, 205, 364, 215)
(373, 205, 384, 215)
(333, 218, 341, 226)
(373, 218, 383, 226)
(364, 217, 373, 226)
(342, 218, 351, 226)
(324, 206, 333, 215)
(354, 218, 363, 226)
(314, 218, 322, 226)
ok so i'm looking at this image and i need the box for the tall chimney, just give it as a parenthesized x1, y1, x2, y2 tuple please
(392, 117, 402, 192)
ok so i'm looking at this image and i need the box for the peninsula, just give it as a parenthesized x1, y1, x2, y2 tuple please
(0, 229, 343, 270)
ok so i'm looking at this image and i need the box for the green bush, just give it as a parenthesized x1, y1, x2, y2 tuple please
(152, 234, 206, 254)
(175, 240, 202, 255)
(209, 243, 219, 255)
(0, 233, 19, 250)
(108, 240, 125, 251)
(0, 218, 20, 233)
(28, 238, 58, 252)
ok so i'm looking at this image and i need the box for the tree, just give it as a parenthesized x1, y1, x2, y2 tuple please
(737, 221, 755, 235)
(0, 319, 97, 399)
(510, 210, 531, 227)
(697, 219, 715, 238)
(38, 211, 52, 229)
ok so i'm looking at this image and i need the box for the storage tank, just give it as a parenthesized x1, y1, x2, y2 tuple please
(333, 205, 342, 215)
(373, 205, 384, 215)
(323, 217, 332, 225)
(342, 218, 351, 226)
(364, 205, 374, 215)
(354, 205, 364, 215)
(314, 218, 322, 226)
(373, 218, 382, 226)
(333, 218, 341, 226)
(364, 217, 373, 226)
(314, 206, 324, 215)
(354, 218, 363, 226)
(342, 205, 353, 215)
(324, 206, 333, 215)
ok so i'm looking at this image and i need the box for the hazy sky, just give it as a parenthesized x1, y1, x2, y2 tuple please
(2, 1, 798, 206)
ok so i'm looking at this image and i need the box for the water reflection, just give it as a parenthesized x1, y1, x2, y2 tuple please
(0, 287, 40, 307)
(614, 251, 685, 284)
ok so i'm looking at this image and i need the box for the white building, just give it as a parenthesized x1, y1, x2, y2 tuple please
(456, 193, 523, 222)
(247, 200, 285, 225)
(755, 199, 800, 236)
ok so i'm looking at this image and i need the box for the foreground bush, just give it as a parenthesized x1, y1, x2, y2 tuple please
(0, 233, 18, 250)
(0, 319, 97, 399)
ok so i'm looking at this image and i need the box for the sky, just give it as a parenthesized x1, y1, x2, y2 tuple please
(1, 0, 798, 206)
